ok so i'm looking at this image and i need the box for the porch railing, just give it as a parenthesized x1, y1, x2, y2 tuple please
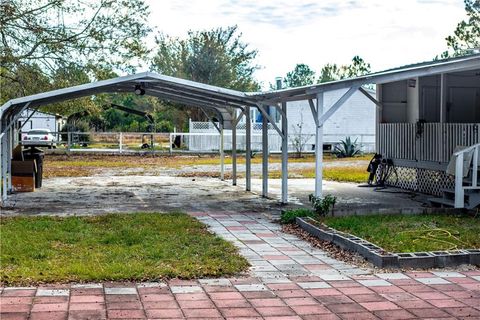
(453, 143, 480, 208)
(377, 123, 480, 163)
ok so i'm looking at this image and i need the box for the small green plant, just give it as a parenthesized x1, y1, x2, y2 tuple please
(309, 194, 337, 216)
(280, 208, 316, 224)
(334, 137, 361, 158)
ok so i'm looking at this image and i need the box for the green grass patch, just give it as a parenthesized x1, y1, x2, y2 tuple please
(322, 166, 368, 183)
(0, 213, 249, 285)
(266, 166, 368, 183)
(280, 209, 317, 224)
(323, 214, 480, 253)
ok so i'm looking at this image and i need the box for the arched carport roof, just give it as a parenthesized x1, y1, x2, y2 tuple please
(0, 71, 260, 131)
(1, 53, 479, 205)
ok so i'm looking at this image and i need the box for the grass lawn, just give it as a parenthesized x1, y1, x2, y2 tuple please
(323, 214, 480, 253)
(0, 213, 249, 285)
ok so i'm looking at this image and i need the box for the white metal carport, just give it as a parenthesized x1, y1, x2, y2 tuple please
(1, 53, 479, 207)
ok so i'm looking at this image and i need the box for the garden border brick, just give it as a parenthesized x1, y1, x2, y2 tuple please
(296, 217, 479, 269)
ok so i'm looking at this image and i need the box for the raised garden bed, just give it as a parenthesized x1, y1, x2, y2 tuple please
(296, 216, 480, 269)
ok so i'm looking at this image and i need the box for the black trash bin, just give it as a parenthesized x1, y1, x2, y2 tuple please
(23, 147, 45, 188)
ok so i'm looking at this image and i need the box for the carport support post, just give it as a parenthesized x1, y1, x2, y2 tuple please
(281, 102, 288, 204)
(219, 122, 225, 181)
(6, 119, 13, 193)
(262, 107, 268, 197)
(245, 106, 251, 191)
(1, 133, 7, 202)
(315, 92, 324, 197)
(232, 115, 237, 186)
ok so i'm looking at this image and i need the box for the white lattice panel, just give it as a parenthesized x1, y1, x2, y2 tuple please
(383, 166, 454, 196)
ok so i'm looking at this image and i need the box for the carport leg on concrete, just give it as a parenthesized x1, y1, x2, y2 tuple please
(231, 115, 237, 186)
(0, 132, 7, 203)
(231, 108, 245, 187)
(281, 101, 288, 203)
(262, 107, 268, 197)
(245, 106, 251, 191)
(219, 121, 224, 181)
(310, 86, 360, 198)
(314, 93, 324, 197)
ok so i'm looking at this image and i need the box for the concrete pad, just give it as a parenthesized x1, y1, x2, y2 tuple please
(2, 175, 428, 216)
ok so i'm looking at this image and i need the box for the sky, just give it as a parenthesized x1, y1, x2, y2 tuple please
(144, 0, 467, 89)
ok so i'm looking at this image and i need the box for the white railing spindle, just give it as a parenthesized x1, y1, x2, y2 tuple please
(473, 145, 479, 188)
(455, 152, 465, 208)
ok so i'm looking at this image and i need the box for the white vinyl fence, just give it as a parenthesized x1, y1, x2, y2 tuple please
(188, 121, 375, 153)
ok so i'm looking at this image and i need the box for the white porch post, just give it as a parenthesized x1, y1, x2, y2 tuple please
(219, 121, 225, 181)
(315, 92, 324, 197)
(232, 115, 237, 186)
(440, 73, 447, 123)
(245, 106, 251, 191)
(281, 101, 288, 203)
(262, 107, 268, 197)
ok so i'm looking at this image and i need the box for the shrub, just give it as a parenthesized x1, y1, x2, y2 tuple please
(309, 194, 337, 216)
(280, 208, 316, 224)
(334, 137, 361, 158)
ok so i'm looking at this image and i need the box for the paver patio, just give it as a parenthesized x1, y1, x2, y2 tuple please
(1, 212, 479, 319)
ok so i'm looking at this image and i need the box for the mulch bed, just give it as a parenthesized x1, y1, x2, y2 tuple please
(282, 223, 374, 269)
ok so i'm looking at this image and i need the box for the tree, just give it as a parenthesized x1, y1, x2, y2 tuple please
(283, 64, 316, 88)
(152, 26, 259, 91)
(318, 63, 341, 83)
(290, 113, 314, 157)
(0, 0, 151, 104)
(340, 56, 371, 79)
(440, 0, 480, 58)
(317, 56, 371, 83)
(151, 26, 259, 123)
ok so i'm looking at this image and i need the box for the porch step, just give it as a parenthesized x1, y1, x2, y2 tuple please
(440, 188, 480, 195)
(433, 188, 480, 209)
(428, 197, 455, 208)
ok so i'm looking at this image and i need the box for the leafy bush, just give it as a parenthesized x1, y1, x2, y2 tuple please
(334, 137, 361, 158)
(61, 121, 91, 143)
(309, 194, 337, 216)
(156, 120, 174, 133)
(280, 208, 316, 224)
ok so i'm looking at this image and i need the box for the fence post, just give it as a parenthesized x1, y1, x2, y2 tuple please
(119, 132, 123, 154)
(67, 132, 71, 153)
(169, 133, 173, 155)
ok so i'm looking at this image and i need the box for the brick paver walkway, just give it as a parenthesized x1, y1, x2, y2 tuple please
(1, 212, 479, 319)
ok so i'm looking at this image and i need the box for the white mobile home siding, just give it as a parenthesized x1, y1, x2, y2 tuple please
(18, 109, 61, 132)
(286, 88, 376, 152)
(188, 88, 376, 153)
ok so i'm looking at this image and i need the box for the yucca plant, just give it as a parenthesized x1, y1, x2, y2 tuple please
(333, 137, 361, 158)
